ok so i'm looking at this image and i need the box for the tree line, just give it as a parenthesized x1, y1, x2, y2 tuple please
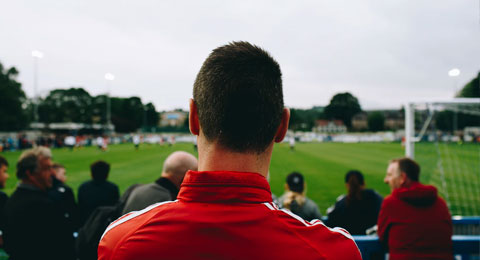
(0, 61, 478, 133)
(0, 62, 159, 132)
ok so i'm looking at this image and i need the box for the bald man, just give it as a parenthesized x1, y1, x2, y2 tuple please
(122, 151, 197, 214)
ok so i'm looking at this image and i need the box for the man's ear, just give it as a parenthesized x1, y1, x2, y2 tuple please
(189, 99, 200, 136)
(274, 108, 290, 143)
(400, 172, 408, 185)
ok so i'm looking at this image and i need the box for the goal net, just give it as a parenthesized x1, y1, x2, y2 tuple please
(405, 98, 480, 216)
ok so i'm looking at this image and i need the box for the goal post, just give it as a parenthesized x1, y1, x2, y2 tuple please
(405, 98, 480, 159)
(404, 98, 480, 216)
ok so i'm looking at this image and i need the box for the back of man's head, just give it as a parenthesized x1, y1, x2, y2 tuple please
(162, 151, 198, 187)
(90, 160, 110, 181)
(17, 147, 52, 180)
(193, 41, 284, 154)
(391, 157, 420, 182)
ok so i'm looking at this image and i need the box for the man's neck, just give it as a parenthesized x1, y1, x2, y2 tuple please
(400, 179, 415, 189)
(198, 141, 273, 178)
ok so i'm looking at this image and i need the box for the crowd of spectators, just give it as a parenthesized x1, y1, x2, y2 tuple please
(0, 42, 454, 259)
(0, 133, 179, 153)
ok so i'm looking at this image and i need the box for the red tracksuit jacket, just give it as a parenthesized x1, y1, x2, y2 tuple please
(377, 182, 452, 260)
(98, 171, 361, 260)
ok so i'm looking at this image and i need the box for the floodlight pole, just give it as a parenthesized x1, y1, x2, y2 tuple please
(105, 73, 115, 133)
(32, 50, 44, 123)
(405, 102, 415, 159)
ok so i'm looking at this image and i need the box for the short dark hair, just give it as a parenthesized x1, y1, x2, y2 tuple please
(391, 157, 420, 182)
(286, 172, 304, 193)
(193, 41, 284, 154)
(0, 156, 8, 168)
(90, 160, 110, 181)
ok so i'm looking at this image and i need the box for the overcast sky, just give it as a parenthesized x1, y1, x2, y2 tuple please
(1, 1, 479, 111)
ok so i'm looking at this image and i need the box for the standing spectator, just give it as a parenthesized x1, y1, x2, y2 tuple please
(78, 160, 119, 225)
(278, 172, 322, 221)
(0, 156, 9, 247)
(48, 163, 79, 231)
(378, 157, 452, 260)
(99, 41, 360, 260)
(326, 170, 383, 235)
(4, 147, 75, 260)
(122, 151, 197, 214)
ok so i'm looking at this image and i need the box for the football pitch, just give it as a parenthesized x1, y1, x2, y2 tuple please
(2, 142, 479, 216)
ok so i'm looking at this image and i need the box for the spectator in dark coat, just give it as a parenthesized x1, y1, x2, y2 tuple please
(48, 163, 79, 231)
(0, 156, 9, 248)
(78, 160, 119, 225)
(326, 170, 383, 235)
(122, 151, 197, 214)
(4, 147, 75, 260)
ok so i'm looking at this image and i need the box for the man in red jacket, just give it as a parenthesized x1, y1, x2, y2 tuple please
(98, 41, 361, 260)
(378, 157, 452, 260)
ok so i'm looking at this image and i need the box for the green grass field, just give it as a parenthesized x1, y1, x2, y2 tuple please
(1, 142, 478, 216)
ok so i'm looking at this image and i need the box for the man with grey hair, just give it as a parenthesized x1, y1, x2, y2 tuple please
(122, 151, 198, 214)
(4, 147, 75, 260)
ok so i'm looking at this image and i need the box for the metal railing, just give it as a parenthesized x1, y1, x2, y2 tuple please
(354, 235, 480, 260)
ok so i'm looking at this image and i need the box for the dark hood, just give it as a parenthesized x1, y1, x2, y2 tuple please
(393, 182, 438, 207)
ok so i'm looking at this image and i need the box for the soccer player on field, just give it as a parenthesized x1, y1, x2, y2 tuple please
(98, 41, 361, 260)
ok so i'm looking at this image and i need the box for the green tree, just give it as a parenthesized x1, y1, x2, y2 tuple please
(289, 107, 325, 131)
(0, 62, 29, 130)
(368, 112, 385, 132)
(144, 102, 159, 127)
(457, 72, 479, 98)
(38, 88, 93, 123)
(324, 92, 362, 128)
(110, 97, 144, 132)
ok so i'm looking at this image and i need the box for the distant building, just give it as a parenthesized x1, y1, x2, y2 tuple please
(159, 111, 187, 127)
(352, 110, 404, 132)
(352, 112, 368, 131)
(383, 110, 404, 130)
(314, 120, 347, 133)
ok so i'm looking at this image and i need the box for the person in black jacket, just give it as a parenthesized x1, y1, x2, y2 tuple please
(4, 147, 75, 260)
(326, 170, 383, 235)
(0, 156, 9, 248)
(78, 160, 119, 225)
(48, 163, 79, 232)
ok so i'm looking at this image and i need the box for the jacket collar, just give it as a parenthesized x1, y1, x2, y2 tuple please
(155, 177, 179, 200)
(177, 170, 272, 203)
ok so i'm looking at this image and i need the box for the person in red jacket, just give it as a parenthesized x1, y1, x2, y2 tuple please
(378, 157, 452, 260)
(98, 41, 361, 260)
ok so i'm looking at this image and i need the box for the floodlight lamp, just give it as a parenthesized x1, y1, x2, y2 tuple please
(105, 73, 115, 81)
(448, 68, 460, 77)
(32, 50, 44, 58)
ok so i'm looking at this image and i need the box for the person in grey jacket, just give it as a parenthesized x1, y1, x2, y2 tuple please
(122, 151, 197, 214)
(278, 172, 322, 221)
